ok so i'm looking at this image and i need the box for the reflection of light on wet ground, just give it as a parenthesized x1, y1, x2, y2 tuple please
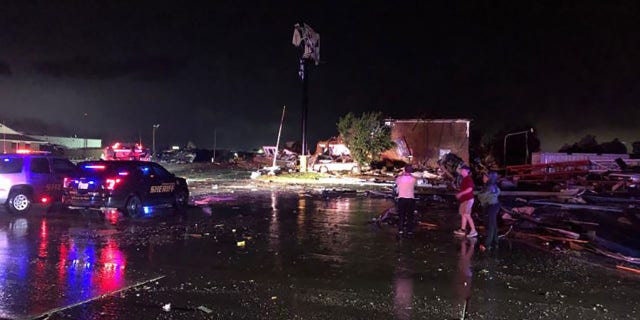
(0, 218, 30, 319)
(393, 276, 413, 320)
(269, 192, 281, 269)
(10, 218, 28, 237)
(107, 209, 120, 225)
(0, 230, 9, 317)
(296, 195, 307, 241)
(97, 238, 126, 292)
(454, 238, 475, 319)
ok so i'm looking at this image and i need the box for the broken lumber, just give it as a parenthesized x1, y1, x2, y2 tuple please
(544, 227, 580, 239)
(616, 265, 640, 275)
(514, 231, 588, 243)
(526, 200, 624, 212)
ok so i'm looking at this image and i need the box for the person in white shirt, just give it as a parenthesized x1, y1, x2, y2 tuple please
(395, 164, 417, 237)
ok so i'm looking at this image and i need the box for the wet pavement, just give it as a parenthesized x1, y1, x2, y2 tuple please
(0, 191, 639, 319)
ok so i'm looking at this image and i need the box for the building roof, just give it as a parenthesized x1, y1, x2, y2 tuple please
(385, 118, 471, 124)
(0, 133, 45, 143)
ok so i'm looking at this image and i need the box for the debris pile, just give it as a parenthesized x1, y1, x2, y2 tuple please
(157, 149, 196, 164)
(500, 191, 640, 269)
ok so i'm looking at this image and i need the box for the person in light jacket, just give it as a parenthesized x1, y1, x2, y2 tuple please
(395, 164, 417, 237)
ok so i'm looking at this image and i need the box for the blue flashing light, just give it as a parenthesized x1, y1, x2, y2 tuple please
(143, 206, 152, 215)
(2, 158, 9, 162)
(118, 171, 129, 176)
(89, 181, 95, 185)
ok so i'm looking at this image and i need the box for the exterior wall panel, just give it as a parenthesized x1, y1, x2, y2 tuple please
(383, 119, 470, 167)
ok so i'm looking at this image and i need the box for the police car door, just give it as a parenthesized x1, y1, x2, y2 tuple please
(51, 158, 78, 201)
(28, 157, 52, 201)
(149, 163, 176, 204)
(138, 164, 160, 205)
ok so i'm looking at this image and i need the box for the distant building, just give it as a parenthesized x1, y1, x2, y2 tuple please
(28, 135, 102, 149)
(0, 123, 101, 154)
(381, 119, 471, 167)
(0, 123, 46, 153)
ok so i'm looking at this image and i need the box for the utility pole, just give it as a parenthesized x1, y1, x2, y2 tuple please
(272, 106, 287, 171)
(212, 128, 217, 163)
(503, 128, 534, 166)
(292, 22, 320, 170)
(82, 113, 88, 159)
(152, 124, 160, 159)
(1, 122, 6, 154)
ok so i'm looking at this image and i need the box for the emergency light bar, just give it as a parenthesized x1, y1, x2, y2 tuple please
(84, 165, 106, 170)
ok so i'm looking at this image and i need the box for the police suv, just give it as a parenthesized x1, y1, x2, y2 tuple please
(62, 160, 189, 217)
(0, 152, 78, 214)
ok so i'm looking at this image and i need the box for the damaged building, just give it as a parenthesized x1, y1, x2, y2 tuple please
(381, 119, 470, 168)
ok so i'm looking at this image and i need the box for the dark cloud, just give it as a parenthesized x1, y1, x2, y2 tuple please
(0, 62, 11, 75)
(34, 56, 184, 80)
(0, 1, 638, 150)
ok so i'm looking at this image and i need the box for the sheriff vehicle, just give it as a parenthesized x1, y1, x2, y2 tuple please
(62, 160, 189, 217)
(0, 151, 78, 214)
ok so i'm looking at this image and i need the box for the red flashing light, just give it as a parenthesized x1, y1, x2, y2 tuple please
(16, 149, 31, 154)
(85, 165, 106, 170)
(41, 196, 49, 203)
(105, 178, 122, 190)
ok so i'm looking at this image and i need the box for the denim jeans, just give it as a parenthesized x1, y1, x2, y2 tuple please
(484, 203, 500, 248)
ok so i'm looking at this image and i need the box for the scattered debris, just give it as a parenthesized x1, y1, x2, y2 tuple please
(157, 148, 197, 164)
(197, 305, 213, 314)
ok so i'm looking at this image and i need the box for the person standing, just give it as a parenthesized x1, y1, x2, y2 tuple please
(477, 171, 501, 251)
(454, 165, 477, 237)
(396, 164, 417, 237)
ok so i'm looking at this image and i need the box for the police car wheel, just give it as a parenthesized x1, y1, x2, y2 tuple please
(173, 190, 188, 208)
(7, 192, 32, 214)
(124, 195, 143, 218)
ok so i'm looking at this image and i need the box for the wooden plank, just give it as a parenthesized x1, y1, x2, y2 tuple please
(616, 265, 640, 275)
(514, 232, 588, 243)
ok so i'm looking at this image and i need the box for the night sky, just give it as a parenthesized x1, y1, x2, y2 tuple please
(1, 1, 639, 151)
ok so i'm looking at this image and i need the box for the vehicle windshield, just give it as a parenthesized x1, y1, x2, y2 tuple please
(0, 157, 24, 174)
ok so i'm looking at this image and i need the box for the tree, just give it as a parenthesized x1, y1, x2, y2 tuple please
(337, 112, 394, 167)
(558, 135, 627, 154)
(633, 141, 640, 155)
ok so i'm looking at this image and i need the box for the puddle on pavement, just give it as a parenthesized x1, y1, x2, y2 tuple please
(0, 191, 638, 319)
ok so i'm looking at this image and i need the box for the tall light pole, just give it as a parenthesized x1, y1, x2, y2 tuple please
(152, 124, 160, 159)
(82, 113, 88, 159)
(503, 128, 534, 166)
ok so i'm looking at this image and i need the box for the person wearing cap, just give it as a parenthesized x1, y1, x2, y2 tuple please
(454, 165, 477, 237)
(395, 164, 417, 237)
(477, 171, 501, 251)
